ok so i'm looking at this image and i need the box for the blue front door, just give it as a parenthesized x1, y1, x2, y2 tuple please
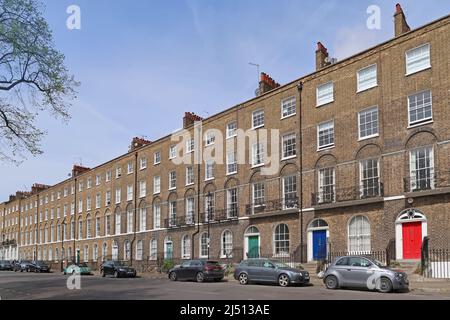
(313, 230, 327, 260)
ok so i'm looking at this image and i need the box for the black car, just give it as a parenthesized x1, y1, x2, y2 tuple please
(100, 261, 137, 278)
(168, 260, 224, 283)
(13, 260, 34, 272)
(0, 260, 13, 271)
(29, 261, 51, 273)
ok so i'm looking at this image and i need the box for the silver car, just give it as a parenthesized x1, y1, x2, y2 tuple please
(234, 258, 310, 287)
(322, 256, 409, 293)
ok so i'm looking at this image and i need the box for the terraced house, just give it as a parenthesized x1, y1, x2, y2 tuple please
(1, 4, 449, 269)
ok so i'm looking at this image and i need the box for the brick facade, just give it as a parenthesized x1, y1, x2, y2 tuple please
(1, 6, 449, 267)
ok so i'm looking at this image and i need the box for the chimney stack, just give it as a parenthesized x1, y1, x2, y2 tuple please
(31, 183, 50, 194)
(72, 165, 90, 177)
(258, 72, 280, 96)
(394, 3, 410, 37)
(316, 42, 329, 70)
(129, 137, 151, 152)
(183, 112, 204, 129)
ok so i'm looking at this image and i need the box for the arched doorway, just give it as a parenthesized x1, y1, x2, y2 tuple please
(164, 236, 173, 260)
(112, 240, 119, 261)
(307, 219, 329, 262)
(396, 209, 427, 260)
(244, 226, 260, 259)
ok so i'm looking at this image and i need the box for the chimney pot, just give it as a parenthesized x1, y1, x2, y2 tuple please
(316, 42, 329, 70)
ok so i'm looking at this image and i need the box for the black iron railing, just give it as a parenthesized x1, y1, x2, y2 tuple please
(164, 216, 195, 228)
(199, 208, 238, 223)
(245, 197, 298, 216)
(404, 171, 450, 193)
(321, 250, 388, 271)
(422, 237, 450, 279)
(311, 183, 383, 206)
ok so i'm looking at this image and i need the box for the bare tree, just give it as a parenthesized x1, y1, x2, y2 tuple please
(0, 0, 78, 163)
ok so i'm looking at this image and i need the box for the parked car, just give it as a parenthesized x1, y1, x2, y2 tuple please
(168, 260, 224, 283)
(322, 256, 409, 293)
(100, 261, 136, 278)
(0, 260, 13, 271)
(234, 258, 310, 287)
(63, 262, 92, 275)
(13, 260, 34, 272)
(28, 261, 51, 273)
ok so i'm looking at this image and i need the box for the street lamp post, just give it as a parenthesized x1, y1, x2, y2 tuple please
(60, 220, 66, 272)
(207, 192, 212, 260)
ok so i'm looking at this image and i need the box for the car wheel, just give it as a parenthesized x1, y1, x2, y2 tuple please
(278, 274, 290, 287)
(325, 275, 339, 290)
(114, 271, 119, 278)
(378, 277, 393, 293)
(169, 272, 177, 281)
(196, 272, 204, 283)
(238, 273, 249, 285)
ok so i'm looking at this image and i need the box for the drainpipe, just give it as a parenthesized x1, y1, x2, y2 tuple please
(73, 177, 77, 263)
(191, 122, 202, 258)
(130, 152, 138, 266)
(297, 82, 304, 263)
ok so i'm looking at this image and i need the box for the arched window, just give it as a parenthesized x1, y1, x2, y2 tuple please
(112, 240, 118, 261)
(136, 240, 143, 261)
(84, 245, 89, 262)
(48, 247, 53, 261)
(50, 223, 54, 242)
(124, 241, 131, 260)
(86, 216, 92, 238)
(105, 211, 112, 236)
(93, 243, 98, 262)
(348, 216, 371, 253)
(182, 235, 191, 259)
(139, 202, 147, 232)
(245, 226, 259, 235)
(126, 205, 133, 233)
(115, 209, 121, 235)
(274, 224, 290, 256)
(200, 233, 209, 258)
(308, 219, 328, 229)
(150, 238, 157, 261)
(164, 237, 173, 260)
(102, 242, 107, 262)
(221, 230, 233, 258)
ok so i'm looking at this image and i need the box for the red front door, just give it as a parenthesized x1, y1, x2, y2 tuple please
(402, 222, 422, 259)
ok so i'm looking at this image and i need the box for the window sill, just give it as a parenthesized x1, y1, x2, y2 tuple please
(408, 120, 434, 129)
(226, 171, 237, 176)
(153, 162, 161, 166)
(185, 183, 195, 187)
(251, 125, 265, 130)
(316, 100, 334, 108)
(226, 135, 237, 140)
(356, 84, 378, 94)
(317, 145, 335, 152)
(252, 163, 265, 169)
(205, 143, 215, 147)
(281, 155, 297, 161)
(405, 66, 431, 77)
(205, 178, 215, 182)
(281, 113, 296, 120)
(168, 187, 177, 191)
(358, 134, 379, 142)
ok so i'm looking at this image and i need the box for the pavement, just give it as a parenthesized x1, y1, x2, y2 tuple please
(1, 271, 450, 300)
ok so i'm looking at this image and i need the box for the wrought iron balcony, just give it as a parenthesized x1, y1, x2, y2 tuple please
(200, 207, 239, 223)
(404, 171, 450, 193)
(311, 183, 383, 206)
(164, 216, 195, 229)
(1, 239, 17, 246)
(245, 198, 299, 216)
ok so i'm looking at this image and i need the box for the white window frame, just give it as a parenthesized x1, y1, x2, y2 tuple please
(153, 176, 161, 194)
(169, 171, 177, 190)
(186, 138, 195, 153)
(153, 204, 161, 229)
(115, 188, 121, 204)
(357, 64, 377, 93)
(281, 97, 296, 119)
(358, 106, 379, 140)
(252, 143, 265, 167)
(317, 120, 335, 150)
(252, 109, 265, 129)
(226, 121, 237, 139)
(205, 131, 216, 146)
(316, 81, 334, 107)
(169, 145, 177, 159)
(140, 157, 147, 170)
(186, 166, 194, 186)
(282, 133, 297, 160)
(205, 160, 215, 181)
(139, 181, 146, 198)
(154, 151, 161, 165)
(407, 90, 433, 127)
(127, 185, 133, 201)
(406, 43, 431, 76)
(409, 146, 435, 191)
(127, 162, 133, 175)
(226, 151, 237, 175)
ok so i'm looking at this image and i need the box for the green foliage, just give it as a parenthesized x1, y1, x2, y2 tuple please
(0, 0, 79, 162)
(161, 260, 175, 273)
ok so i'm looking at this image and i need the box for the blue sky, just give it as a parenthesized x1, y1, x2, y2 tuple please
(0, 0, 449, 200)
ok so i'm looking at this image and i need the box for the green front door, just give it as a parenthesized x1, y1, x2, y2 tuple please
(248, 236, 259, 258)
